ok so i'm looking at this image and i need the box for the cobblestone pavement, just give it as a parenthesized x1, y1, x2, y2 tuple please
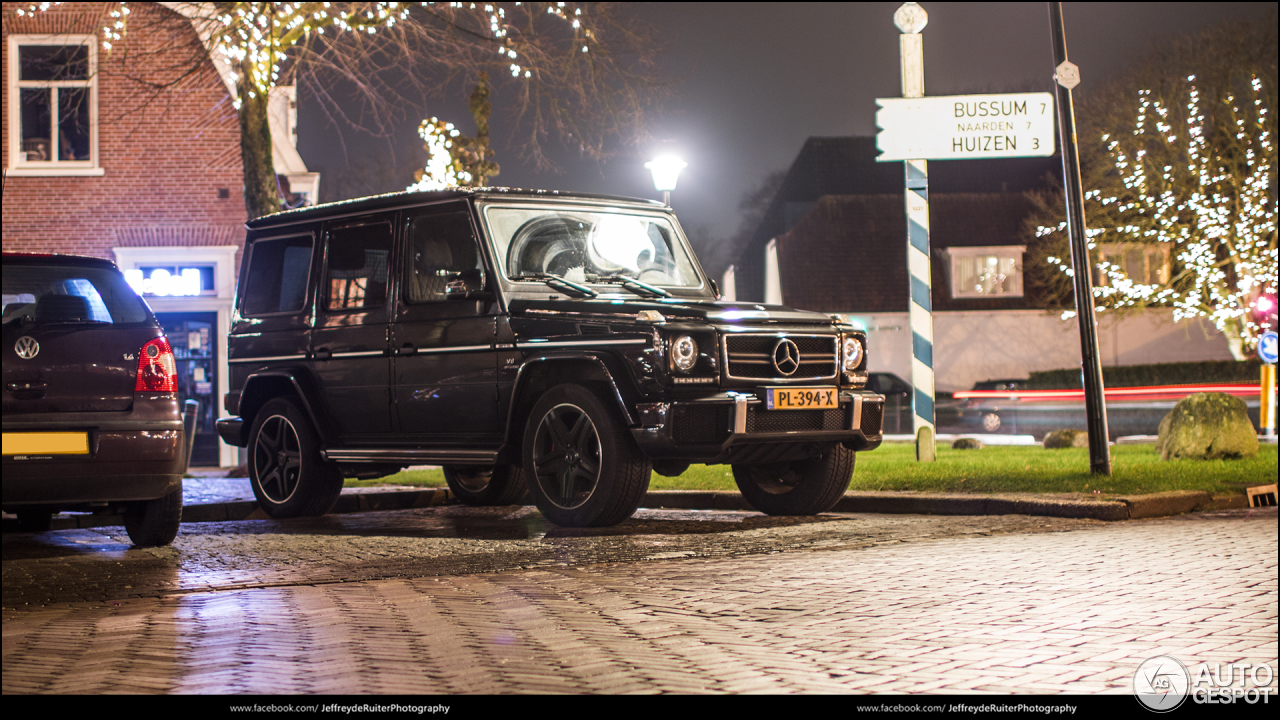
(2, 507, 1275, 694)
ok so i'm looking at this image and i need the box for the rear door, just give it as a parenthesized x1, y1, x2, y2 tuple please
(3, 260, 156, 415)
(311, 215, 396, 441)
(391, 205, 500, 441)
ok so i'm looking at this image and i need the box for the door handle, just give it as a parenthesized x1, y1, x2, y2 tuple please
(397, 343, 416, 356)
(313, 348, 332, 360)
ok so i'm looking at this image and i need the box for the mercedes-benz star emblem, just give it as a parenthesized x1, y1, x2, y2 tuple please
(772, 338, 800, 376)
(15, 336, 39, 360)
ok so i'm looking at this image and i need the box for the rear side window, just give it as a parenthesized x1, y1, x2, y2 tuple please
(2, 262, 149, 325)
(324, 222, 392, 311)
(242, 235, 314, 316)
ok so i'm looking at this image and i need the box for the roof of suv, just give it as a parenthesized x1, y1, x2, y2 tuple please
(247, 188, 668, 230)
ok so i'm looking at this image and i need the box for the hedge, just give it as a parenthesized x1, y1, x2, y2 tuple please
(1027, 359, 1264, 389)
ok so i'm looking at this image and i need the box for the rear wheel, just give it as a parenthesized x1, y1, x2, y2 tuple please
(123, 483, 182, 547)
(732, 445, 855, 516)
(249, 397, 343, 518)
(523, 384, 651, 527)
(16, 511, 53, 532)
(443, 464, 527, 506)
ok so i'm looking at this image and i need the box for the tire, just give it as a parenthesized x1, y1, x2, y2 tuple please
(981, 412, 1002, 433)
(732, 445, 855, 516)
(522, 383, 651, 527)
(123, 483, 182, 547)
(443, 464, 528, 506)
(249, 397, 343, 518)
(16, 511, 53, 532)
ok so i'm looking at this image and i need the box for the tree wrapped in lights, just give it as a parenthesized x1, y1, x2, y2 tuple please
(409, 71, 499, 190)
(1027, 19, 1277, 360)
(10, 2, 658, 218)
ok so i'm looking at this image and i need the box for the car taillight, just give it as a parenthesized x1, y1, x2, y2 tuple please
(135, 337, 178, 393)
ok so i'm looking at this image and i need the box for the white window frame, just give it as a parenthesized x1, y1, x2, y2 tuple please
(944, 245, 1026, 299)
(1094, 243, 1171, 287)
(6, 34, 103, 177)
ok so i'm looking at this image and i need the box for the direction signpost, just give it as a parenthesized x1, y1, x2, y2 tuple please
(876, 3, 1112, 473)
(876, 93, 1056, 162)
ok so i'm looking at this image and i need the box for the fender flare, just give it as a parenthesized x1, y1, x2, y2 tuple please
(504, 352, 636, 446)
(238, 369, 333, 445)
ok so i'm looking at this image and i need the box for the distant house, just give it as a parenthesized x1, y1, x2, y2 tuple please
(2, 2, 319, 466)
(726, 136, 1234, 390)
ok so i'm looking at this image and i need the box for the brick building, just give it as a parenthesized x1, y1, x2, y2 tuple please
(3, 2, 318, 466)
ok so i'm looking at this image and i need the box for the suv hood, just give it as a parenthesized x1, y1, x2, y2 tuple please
(508, 297, 839, 326)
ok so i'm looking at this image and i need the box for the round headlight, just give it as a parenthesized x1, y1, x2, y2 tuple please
(672, 335, 698, 372)
(842, 336, 864, 371)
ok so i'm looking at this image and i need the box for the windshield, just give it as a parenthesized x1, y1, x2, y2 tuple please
(483, 206, 702, 289)
(2, 262, 150, 325)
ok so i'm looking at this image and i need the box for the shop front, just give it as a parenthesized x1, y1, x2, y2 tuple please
(113, 245, 239, 467)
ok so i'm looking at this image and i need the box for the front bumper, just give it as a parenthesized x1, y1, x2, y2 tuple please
(3, 402, 185, 509)
(631, 389, 884, 464)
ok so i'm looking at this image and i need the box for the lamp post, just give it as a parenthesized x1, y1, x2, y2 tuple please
(645, 155, 687, 206)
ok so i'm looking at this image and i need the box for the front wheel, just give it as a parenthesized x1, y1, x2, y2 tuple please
(249, 397, 343, 518)
(522, 384, 651, 527)
(123, 483, 182, 547)
(732, 445, 855, 516)
(443, 465, 527, 506)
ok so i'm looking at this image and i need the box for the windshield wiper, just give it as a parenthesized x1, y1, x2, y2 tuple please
(510, 272, 598, 298)
(588, 275, 671, 299)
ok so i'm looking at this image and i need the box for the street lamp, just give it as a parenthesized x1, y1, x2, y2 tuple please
(645, 155, 687, 206)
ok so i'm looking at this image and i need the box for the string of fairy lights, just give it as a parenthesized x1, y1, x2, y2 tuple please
(1039, 74, 1277, 353)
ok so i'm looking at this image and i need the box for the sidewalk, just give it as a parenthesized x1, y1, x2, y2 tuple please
(11, 472, 1258, 532)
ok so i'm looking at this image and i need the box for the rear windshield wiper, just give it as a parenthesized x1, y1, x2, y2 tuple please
(589, 275, 672, 299)
(509, 272, 598, 298)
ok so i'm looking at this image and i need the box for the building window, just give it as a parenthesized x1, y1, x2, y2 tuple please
(6, 35, 101, 176)
(945, 246, 1025, 298)
(1094, 243, 1171, 287)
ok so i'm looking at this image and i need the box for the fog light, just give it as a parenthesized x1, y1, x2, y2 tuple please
(672, 335, 698, 372)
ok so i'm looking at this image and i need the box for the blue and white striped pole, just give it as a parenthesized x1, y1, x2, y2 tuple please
(895, 2, 936, 462)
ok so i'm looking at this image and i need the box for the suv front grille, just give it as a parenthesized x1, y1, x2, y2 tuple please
(723, 334, 838, 382)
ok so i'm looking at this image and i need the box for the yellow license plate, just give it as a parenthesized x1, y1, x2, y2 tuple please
(766, 387, 838, 410)
(2, 432, 90, 456)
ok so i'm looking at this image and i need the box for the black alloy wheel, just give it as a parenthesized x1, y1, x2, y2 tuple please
(732, 444, 856, 516)
(523, 384, 651, 527)
(443, 464, 528, 506)
(249, 397, 343, 518)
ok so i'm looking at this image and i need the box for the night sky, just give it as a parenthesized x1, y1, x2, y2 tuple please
(296, 2, 1277, 266)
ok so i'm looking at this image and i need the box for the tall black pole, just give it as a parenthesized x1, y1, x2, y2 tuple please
(1049, 2, 1111, 475)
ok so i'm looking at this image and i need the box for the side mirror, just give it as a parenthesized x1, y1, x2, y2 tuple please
(445, 268, 494, 301)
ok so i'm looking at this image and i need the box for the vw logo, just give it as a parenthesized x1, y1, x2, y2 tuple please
(15, 336, 39, 360)
(772, 338, 800, 376)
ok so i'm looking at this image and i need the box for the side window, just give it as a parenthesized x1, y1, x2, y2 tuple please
(242, 235, 314, 316)
(325, 222, 393, 311)
(405, 212, 484, 304)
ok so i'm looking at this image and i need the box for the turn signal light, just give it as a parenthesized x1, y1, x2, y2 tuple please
(135, 337, 178, 393)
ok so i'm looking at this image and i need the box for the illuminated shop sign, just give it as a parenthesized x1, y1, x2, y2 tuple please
(124, 266, 213, 297)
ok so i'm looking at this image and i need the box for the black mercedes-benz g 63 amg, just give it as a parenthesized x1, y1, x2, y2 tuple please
(217, 189, 884, 527)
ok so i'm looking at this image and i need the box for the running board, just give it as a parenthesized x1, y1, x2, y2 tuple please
(322, 448, 500, 465)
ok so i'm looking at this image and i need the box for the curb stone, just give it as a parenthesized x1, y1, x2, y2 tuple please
(3, 486, 1258, 533)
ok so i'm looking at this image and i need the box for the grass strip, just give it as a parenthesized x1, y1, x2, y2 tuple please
(346, 442, 1277, 497)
